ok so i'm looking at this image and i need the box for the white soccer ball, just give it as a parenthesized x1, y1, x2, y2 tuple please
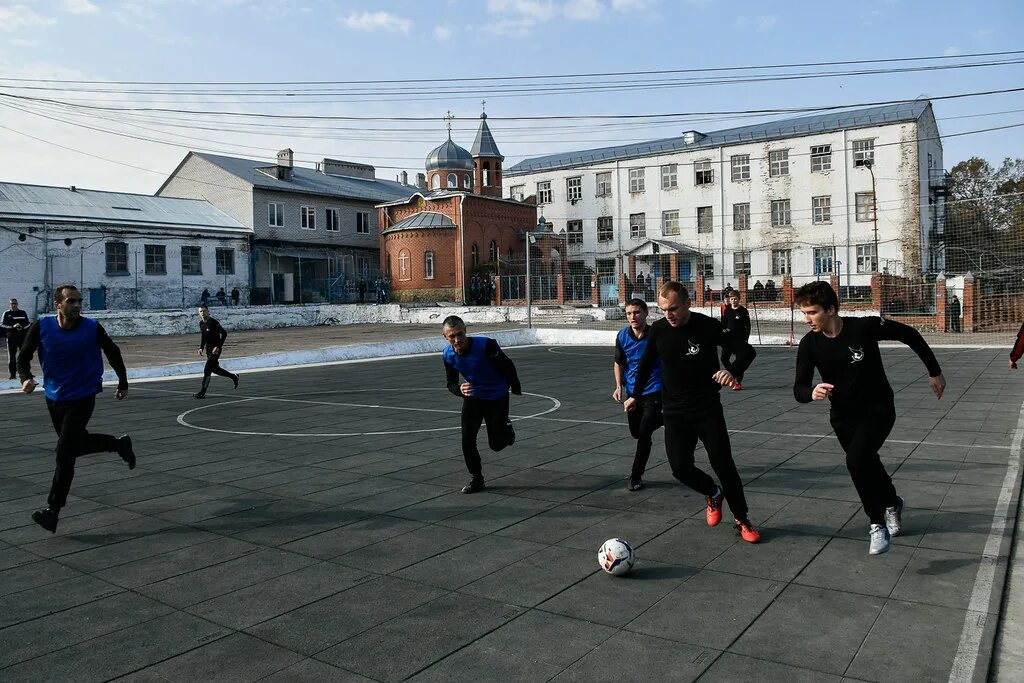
(598, 538, 635, 576)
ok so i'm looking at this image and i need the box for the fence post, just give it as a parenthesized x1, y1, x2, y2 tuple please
(871, 273, 882, 311)
(963, 272, 976, 333)
(738, 274, 748, 305)
(618, 270, 627, 306)
(696, 273, 706, 307)
(935, 278, 947, 332)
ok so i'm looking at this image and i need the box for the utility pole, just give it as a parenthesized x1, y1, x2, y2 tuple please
(864, 159, 879, 273)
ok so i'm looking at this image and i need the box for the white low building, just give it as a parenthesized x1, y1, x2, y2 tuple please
(0, 182, 252, 315)
(505, 101, 947, 290)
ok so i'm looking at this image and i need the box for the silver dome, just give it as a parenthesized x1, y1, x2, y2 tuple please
(425, 138, 474, 171)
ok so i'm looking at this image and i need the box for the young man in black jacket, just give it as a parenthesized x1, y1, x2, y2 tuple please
(626, 281, 760, 543)
(793, 281, 945, 555)
(720, 290, 751, 390)
(3, 297, 30, 380)
(194, 305, 238, 399)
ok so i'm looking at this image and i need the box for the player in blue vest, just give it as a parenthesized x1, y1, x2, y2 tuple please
(614, 298, 663, 491)
(442, 315, 521, 493)
(17, 285, 136, 533)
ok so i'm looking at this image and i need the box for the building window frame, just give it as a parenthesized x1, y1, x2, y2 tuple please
(770, 199, 792, 227)
(853, 139, 875, 167)
(424, 251, 435, 280)
(356, 211, 370, 234)
(661, 164, 678, 190)
(701, 253, 714, 279)
(855, 192, 876, 222)
(769, 149, 790, 177)
(510, 184, 525, 201)
(730, 154, 750, 182)
(597, 216, 614, 242)
(629, 168, 645, 193)
(856, 244, 877, 273)
(105, 241, 129, 276)
(733, 202, 750, 231)
(661, 210, 679, 236)
(812, 195, 832, 224)
(694, 159, 714, 185)
(810, 144, 832, 172)
(629, 212, 646, 239)
(268, 202, 284, 227)
(566, 176, 582, 202)
(325, 207, 341, 232)
(215, 248, 235, 275)
(566, 220, 583, 245)
(537, 181, 552, 204)
(181, 246, 202, 276)
(300, 205, 316, 230)
(144, 244, 166, 275)
(771, 248, 792, 276)
(696, 206, 713, 233)
(595, 171, 612, 197)
(471, 243, 479, 268)
(734, 250, 751, 277)
(813, 247, 834, 275)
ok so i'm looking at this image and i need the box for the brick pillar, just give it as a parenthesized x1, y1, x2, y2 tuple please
(696, 274, 706, 307)
(495, 274, 503, 305)
(963, 273, 976, 332)
(556, 273, 565, 304)
(830, 273, 840, 297)
(871, 273, 882, 311)
(738, 274, 749, 305)
(782, 275, 794, 307)
(935, 278, 947, 333)
(628, 256, 637, 282)
(669, 254, 680, 282)
(617, 271, 626, 306)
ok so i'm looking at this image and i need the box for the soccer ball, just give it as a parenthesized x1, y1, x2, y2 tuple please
(598, 538, 635, 576)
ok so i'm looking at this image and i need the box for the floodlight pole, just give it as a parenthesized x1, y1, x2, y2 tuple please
(525, 231, 532, 328)
(864, 159, 879, 273)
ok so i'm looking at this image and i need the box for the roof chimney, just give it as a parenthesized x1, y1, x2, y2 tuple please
(400, 170, 409, 185)
(69, 185, 77, 192)
(276, 148, 294, 181)
(416, 173, 427, 189)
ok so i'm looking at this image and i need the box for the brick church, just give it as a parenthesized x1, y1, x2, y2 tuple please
(377, 112, 539, 303)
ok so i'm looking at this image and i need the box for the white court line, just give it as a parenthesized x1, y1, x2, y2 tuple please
(949, 396, 1024, 682)
(546, 347, 609, 357)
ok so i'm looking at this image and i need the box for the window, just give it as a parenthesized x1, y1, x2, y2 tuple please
(431, 174, 441, 190)
(661, 164, 678, 190)
(697, 206, 713, 233)
(510, 184, 525, 201)
(701, 254, 714, 279)
(662, 210, 679, 236)
(813, 247, 834, 275)
(734, 251, 751, 277)
(144, 244, 166, 275)
(769, 150, 789, 177)
(447, 173, 458, 188)
(326, 208, 340, 232)
(537, 181, 552, 204)
(629, 212, 646, 239)
(356, 212, 370, 233)
(105, 242, 128, 275)
(772, 248, 792, 276)
(566, 176, 582, 202)
(596, 171, 612, 197)
(464, 174, 472, 189)
(181, 246, 202, 275)
(771, 199, 791, 227)
(300, 205, 316, 230)
(855, 192, 876, 222)
(597, 216, 614, 242)
(489, 239, 499, 261)
(398, 250, 410, 280)
(733, 203, 750, 231)
(471, 243, 479, 267)
(812, 196, 832, 224)
(694, 160, 713, 185)
(857, 244, 877, 273)
(424, 251, 435, 280)
(567, 220, 583, 245)
(629, 168, 645, 193)
(216, 248, 235, 275)
(811, 145, 832, 172)
(853, 139, 875, 167)
(731, 155, 750, 182)
(268, 202, 284, 227)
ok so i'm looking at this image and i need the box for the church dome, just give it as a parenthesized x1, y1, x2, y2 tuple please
(426, 138, 474, 172)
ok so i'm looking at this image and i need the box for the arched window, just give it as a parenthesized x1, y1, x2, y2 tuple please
(463, 174, 472, 189)
(424, 251, 435, 280)
(507, 247, 513, 262)
(482, 161, 490, 186)
(398, 250, 411, 280)
(471, 243, 479, 268)
(431, 174, 441, 190)
(489, 240, 498, 262)
(447, 173, 457, 188)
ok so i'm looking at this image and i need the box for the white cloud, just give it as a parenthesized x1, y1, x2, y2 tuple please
(944, 46, 960, 56)
(0, 4, 56, 32)
(487, 0, 556, 21)
(972, 27, 994, 39)
(613, 0, 657, 8)
(64, 0, 100, 13)
(564, 0, 603, 20)
(735, 14, 777, 32)
(343, 11, 412, 34)
(433, 24, 452, 40)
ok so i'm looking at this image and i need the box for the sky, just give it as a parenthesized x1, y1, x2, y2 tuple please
(0, 0, 1022, 194)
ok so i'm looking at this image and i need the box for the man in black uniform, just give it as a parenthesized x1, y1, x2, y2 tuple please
(3, 297, 30, 379)
(720, 291, 751, 390)
(625, 281, 761, 543)
(17, 285, 135, 533)
(793, 281, 945, 555)
(194, 304, 238, 399)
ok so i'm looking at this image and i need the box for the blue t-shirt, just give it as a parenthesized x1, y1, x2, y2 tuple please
(38, 316, 105, 402)
(616, 325, 662, 397)
(443, 336, 510, 400)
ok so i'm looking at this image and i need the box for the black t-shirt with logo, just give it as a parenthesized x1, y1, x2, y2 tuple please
(794, 315, 941, 415)
(634, 312, 755, 415)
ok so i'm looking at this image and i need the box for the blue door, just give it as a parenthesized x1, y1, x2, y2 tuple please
(88, 288, 106, 310)
(680, 260, 692, 282)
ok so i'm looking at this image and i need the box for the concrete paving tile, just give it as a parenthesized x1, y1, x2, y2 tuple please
(388, 489, 512, 523)
(918, 510, 998, 555)
(892, 458, 961, 484)
(126, 632, 303, 682)
(0, 573, 124, 629)
(260, 470, 364, 498)
(0, 543, 39, 571)
(891, 546, 990, 612)
(626, 569, 784, 649)
(190, 497, 326, 535)
(636, 518, 740, 569)
(557, 509, 679, 552)
(395, 534, 548, 590)
(731, 584, 884, 675)
(745, 468, 827, 496)
(95, 537, 262, 588)
(229, 505, 371, 547)
(707, 529, 830, 582)
(888, 478, 953, 512)
(459, 545, 595, 607)
(514, 473, 621, 503)
(763, 496, 860, 536)
(940, 482, 1003, 516)
(57, 525, 220, 572)
(281, 514, 424, 560)
(435, 494, 557, 534)
(794, 537, 912, 597)
(187, 560, 371, 629)
(0, 558, 85, 597)
(121, 485, 247, 515)
(86, 479, 209, 507)
(552, 630, 715, 682)
(0, 506, 147, 546)
(300, 476, 411, 506)
(494, 503, 617, 544)
(259, 659, 378, 682)
(339, 482, 451, 514)
(703, 652, 843, 682)
(152, 492, 283, 525)
(247, 575, 446, 655)
(333, 523, 479, 574)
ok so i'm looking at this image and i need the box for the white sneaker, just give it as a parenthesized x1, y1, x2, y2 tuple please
(869, 524, 891, 555)
(884, 496, 904, 537)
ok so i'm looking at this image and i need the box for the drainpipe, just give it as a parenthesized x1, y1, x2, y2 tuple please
(459, 193, 467, 304)
(842, 129, 851, 288)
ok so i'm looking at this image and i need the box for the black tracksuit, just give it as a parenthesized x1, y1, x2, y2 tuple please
(3, 308, 30, 379)
(720, 305, 751, 381)
(198, 318, 237, 394)
(794, 316, 942, 525)
(633, 313, 756, 518)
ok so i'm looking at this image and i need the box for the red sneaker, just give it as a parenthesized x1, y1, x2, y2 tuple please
(735, 519, 761, 543)
(732, 382, 743, 391)
(706, 488, 723, 527)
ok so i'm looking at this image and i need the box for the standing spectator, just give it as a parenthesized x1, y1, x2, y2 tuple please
(753, 280, 765, 302)
(470, 274, 481, 305)
(200, 288, 210, 306)
(374, 277, 383, 304)
(720, 291, 751, 390)
(1010, 320, 1024, 369)
(231, 287, 240, 306)
(215, 288, 228, 306)
(949, 294, 962, 333)
(3, 298, 30, 380)
(358, 278, 367, 303)
(765, 279, 777, 301)
(724, 282, 735, 297)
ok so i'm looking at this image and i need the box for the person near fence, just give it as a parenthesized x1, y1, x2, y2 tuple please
(765, 280, 776, 301)
(949, 294, 962, 333)
(216, 288, 228, 306)
(793, 281, 945, 556)
(753, 280, 765, 302)
(3, 298, 30, 380)
(231, 287, 240, 306)
(383, 277, 392, 303)
(441, 315, 521, 494)
(614, 298, 663, 492)
(200, 288, 210, 307)
(16, 284, 135, 534)
(720, 291, 751, 390)
(194, 304, 239, 399)
(625, 281, 761, 543)
(1011, 320, 1024, 369)
(358, 279, 366, 303)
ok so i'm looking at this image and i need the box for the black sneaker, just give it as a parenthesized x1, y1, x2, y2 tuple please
(117, 434, 136, 470)
(505, 422, 516, 446)
(628, 476, 644, 492)
(232, 374, 239, 390)
(32, 508, 59, 533)
(461, 476, 485, 494)
(193, 392, 206, 399)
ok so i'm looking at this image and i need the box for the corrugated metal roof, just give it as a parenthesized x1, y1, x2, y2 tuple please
(382, 211, 456, 234)
(0, 182, 250, 232)
(471, 114, 503, 160)
(193, 152, 416, 202)
(507, 101, 931, 175)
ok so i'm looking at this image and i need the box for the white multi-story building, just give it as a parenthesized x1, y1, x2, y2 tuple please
(506, 101, 946, 290)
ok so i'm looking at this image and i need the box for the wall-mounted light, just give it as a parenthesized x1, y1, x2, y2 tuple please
(18, 234, 26, 241)
(64, 238, 72, 246)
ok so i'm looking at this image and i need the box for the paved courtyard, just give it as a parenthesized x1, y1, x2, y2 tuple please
(0, 344, 1021, 681)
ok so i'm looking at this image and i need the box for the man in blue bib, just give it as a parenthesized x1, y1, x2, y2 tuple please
(442, 316, 521, 493)
(614, 298, 663, 491)
(17, 285, 135, 533)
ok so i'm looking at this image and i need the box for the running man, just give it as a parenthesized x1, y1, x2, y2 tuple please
(720, 290, 751, 390)
(194, 304, 238, 399)
(17, 285, 135, 534)
(3, 297, 30, 380)
(613, 298, 663, 492)
(793, 281, 945, 555)
(625, 281, 761, 543)
(1011, 319, 1023, 369)
(442, 316, 521, 493)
